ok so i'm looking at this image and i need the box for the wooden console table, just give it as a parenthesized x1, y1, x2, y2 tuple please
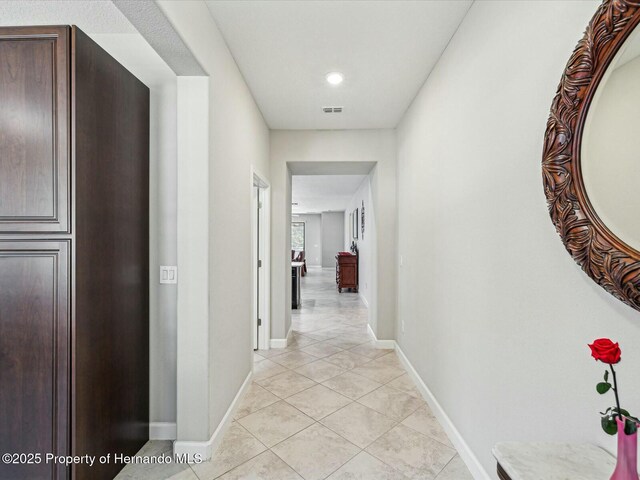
(493, 442, 618, 480)
(336, 253, 358, 293)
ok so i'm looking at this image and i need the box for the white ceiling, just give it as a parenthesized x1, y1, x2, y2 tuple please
(0, 0, 135, 33)
(292, 175, 366, 214)
(205, 0, 472, 130)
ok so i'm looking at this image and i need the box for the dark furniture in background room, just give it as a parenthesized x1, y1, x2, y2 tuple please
(292, 262, 304, 308)
(292, 250, 307, 276)
(0, 26, 149, 480)
(336, 252, 358, 293)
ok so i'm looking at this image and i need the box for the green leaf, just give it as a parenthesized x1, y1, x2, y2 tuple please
(597, 382, 612, 394)
(614, 408, 631, 417)
(602, 416, 618, 435)
(624, 419, 638, 435)
(604, 370, 609, 382)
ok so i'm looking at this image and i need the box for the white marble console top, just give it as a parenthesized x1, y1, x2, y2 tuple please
(493, 442, 616, 480)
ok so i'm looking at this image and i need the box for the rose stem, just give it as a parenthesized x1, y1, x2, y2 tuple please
(610, 364, 622, 421)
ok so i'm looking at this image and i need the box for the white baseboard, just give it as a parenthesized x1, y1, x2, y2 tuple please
(150, 422, 177, 440)
(270, 338, 287, 348)
(394, 344, 490, 480)
(359, 292, 369, 308)
(173, 371, 253, 463)
(367, 323, 396, 349)
(270, 325, 293, 349)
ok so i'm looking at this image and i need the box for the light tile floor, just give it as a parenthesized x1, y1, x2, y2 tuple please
(116, 268, 472, 480)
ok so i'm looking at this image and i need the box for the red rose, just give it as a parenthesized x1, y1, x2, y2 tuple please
(589, 338, 621, 364)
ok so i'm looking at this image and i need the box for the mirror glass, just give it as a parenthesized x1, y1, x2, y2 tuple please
(582, 25, 640, 252)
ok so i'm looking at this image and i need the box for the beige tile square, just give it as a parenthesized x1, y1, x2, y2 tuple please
(234, 384, 280, 420)
(435, 455, 473, 480)
(300, 341, 344, 358)
(256, 348, 285, 359)
(237, 401, 314, 447)
(320, 402, 396, 448)
(115, 441, 198, 480)
(401, 407, 452, 447)
(272, 424, 360, 480)
(253, 359, 288, 382)
(270, 350, 318, 369)
(254, 352, 267, 364)
(285, 384, 352, 420)
(370, 353, 403, 369)
(289, 334, 320, 348)
(366, 425, 456, 480)
(326, 451, 407, 480)
(256, 371, 317, 398)
(351, 362, 405, 384)
(294, 359, 346, 383)
(324, 351, 372, 370)
(191, 422, 266, 479)
(386, 374, 421, 399)
(358, 385, 424, 421)
(327, 335, 371, 350)
(348, 343, 394, 360)
(304, 330, 340, 341)
(218, 450, 303, 480)
(322, 371, 382, 400)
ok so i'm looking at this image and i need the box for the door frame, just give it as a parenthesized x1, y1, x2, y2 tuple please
(252, 168, 271, 351)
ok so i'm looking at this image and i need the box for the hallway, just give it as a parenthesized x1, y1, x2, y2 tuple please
(119, 268, 472, 480)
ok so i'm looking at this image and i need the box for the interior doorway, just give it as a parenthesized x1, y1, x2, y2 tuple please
(290, 171, 373, 326)
(252, 172, 271, 351)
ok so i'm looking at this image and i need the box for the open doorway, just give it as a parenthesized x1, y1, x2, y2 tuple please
(290, 172, 373, 340)
(252, 172, 271, 351)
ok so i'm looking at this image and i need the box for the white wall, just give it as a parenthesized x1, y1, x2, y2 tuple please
(395, 1, 640, 478)
(270, 130, 397, 341)
(294, 214, 322, 266)
(345, 177, 375, 317)
(583, 53, 640, 252)
(321, 212, 345, 268)
(157, 0, 270, 442)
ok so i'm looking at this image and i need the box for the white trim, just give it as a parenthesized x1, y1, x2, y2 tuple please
(176, 76, 210, 445)
(150, 422, 177, 440)
(251, 167, 271, 352)
(270, 325, 293, 349)
(367, 323, 396, 350)
(270, 338, 288, 348)
(173, 371, 253, 463)
(394, 344, 490, 480)
(376, 338, 396, 349)
(359, 292, 369, 308)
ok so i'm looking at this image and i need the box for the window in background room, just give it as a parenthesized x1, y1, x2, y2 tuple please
(292, 222, 305, 252)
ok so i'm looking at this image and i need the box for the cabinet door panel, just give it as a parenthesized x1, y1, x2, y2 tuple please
(0, 27, 70, 233)
(0, 241, 69, 480)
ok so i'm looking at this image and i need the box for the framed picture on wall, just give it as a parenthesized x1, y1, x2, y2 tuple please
(353, 208, 359, 239)
(349, 212, 353, 239)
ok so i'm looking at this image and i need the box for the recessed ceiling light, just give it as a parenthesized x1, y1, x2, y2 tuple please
(326, 72, 344, 85)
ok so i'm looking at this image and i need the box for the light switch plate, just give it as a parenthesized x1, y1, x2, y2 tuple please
(160, 266, 177, 284)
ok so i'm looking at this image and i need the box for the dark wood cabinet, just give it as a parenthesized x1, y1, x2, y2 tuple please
(0, 26, 149, 480)
(336, 254, 358, 292)
(0, 27, 70, 233)
(0, 241, 69, 480)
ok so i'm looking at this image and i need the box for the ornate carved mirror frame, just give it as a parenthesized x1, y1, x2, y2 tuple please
(543, 0, 640, 311)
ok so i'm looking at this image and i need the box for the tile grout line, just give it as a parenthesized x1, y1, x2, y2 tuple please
(218, 269, 464, 479)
